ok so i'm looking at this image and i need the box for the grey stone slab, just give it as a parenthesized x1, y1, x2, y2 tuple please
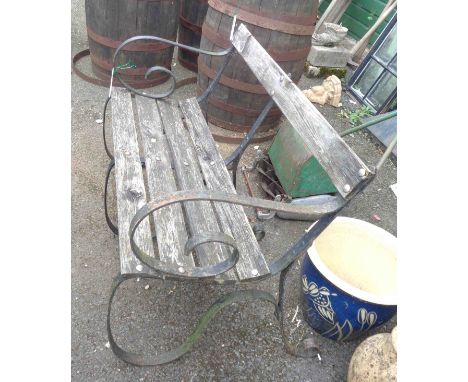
(307, 44, 351, 68)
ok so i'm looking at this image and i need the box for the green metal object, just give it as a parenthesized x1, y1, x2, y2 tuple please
(268, 110, 397, 198)
(268, 123, 337, 198)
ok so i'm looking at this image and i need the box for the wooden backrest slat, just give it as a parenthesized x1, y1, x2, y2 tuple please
(231, 24, 370, 198)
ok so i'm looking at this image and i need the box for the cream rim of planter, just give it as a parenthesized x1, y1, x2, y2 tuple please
(307, 217, 397, 306)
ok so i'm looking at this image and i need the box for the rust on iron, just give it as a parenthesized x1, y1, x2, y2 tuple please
(91, 54, 170, 76)
(73, 49, 166, 88)
(208, 0, 315, 35)
(73, 48, 197, 89)
(87, 27, 176, 52)
(72, 49, 111, 87)
(179, 14, 203, 33)
(196, 87, 282, 117)
(198, 59, 267, 95)
(201, 23, 311, 62)
(206, 114, 277, 133)
(178, 55, 199, 72)
(211, 129, 277, 144)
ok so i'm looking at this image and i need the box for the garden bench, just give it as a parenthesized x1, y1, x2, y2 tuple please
(102, 23, 394, 366)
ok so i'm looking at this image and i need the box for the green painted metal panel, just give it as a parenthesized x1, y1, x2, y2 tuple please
(268, 124, 337, 198)
(318, 0, 396, 46)
(293, 157, 337, 198)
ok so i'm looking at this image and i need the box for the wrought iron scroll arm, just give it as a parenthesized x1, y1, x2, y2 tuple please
(129, 187, 372, 278)
(112, 35, 233, 100)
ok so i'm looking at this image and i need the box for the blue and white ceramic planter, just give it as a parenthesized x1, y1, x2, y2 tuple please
(301, 217, 397, 341)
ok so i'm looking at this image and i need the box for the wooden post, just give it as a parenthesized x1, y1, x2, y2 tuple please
(315, 0, 352, 34)
(349, 0, 397, 64)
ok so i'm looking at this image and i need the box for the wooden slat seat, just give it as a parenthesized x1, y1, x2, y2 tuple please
(111, 87, 269, 281)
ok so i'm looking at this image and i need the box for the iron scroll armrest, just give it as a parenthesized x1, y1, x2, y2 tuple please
(129, 190, 356, 279)
(112, 35, 234, 100)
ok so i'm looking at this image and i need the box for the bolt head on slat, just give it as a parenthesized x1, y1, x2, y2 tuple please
(178, 267, 185, 274)
(251, 269, 259, 276)
(343, 184, 351, 193)
(136, 264, 143, 272)
(358, 168, 367, 178)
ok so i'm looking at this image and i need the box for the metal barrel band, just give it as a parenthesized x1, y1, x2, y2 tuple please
(93, 55, 171, 77)
(107, 274, 278, 366)
(196, 87, 282, 118)
(87, 26, 176, 52)
(210, 127, 277, 144)
(213, 0, 317, 25)
(72, 49, 111, 87)
(113, 35, 232, 100)
(72, 49, 186, 89)
(198, 58, 268, 95)
(92, 60, 171, 89)
(179, 14, 203, 33)
(177, 54, 199, 72)
(206, 114, 278, 134)
(224, 98, 275, 168)
(201, 23, 311, 62)
(179, 48, 200, 60)
(207, 0, 315, 36)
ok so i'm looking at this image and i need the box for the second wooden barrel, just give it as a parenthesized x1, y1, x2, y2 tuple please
(85, 0, 179, 88)
(178, 0, 209, 71)
(198, 0, 318, 132)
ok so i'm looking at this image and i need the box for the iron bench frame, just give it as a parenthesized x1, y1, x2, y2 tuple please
(101, 22, 396, 366)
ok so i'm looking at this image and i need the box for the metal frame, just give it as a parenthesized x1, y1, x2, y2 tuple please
(348, 13, 397, 115)
(100, 29, 396, 366)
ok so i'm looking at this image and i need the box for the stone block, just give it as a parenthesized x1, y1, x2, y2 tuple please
(307, 44, 351, 68)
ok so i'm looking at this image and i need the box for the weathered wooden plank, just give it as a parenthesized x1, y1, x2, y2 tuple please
(111, 88, 155, 275)
(232, 24, 370, 199)
(157, 99, 236, 280)
(315, 0, 352, 33)
(135, 96, 195, 267)
(180, 98, 270, 280)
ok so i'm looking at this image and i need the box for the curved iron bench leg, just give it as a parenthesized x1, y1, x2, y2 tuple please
(104, 160, 118, 235)
(107, 274, 280, 366)
(277, 261, 319, 358)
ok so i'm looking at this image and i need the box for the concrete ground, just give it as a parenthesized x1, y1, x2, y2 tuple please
(71, 1, 397, 380)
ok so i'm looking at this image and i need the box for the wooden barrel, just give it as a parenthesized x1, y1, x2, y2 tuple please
(198, 0, 318, 132)
(85, 0, 179, 88)
(178, 0, 209, 72)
